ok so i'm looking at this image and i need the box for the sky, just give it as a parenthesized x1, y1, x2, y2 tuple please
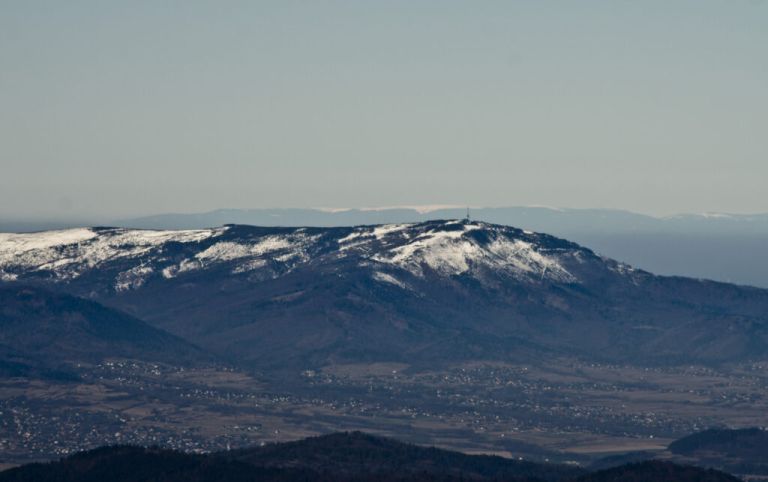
(1, 0, 766, 221)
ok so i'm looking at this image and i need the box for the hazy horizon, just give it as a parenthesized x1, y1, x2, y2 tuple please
(5, 204, 768, 227)
(2, 1, 767, 219)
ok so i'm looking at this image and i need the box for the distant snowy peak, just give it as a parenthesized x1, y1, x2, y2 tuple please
(0, 220, 626, 291)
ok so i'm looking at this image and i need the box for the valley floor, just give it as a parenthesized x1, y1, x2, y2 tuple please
(3, 358, 768, 467)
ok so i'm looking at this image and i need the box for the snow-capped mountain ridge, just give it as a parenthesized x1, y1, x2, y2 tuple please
(0, 220, 610, 291)
(4, 220, 768, 369)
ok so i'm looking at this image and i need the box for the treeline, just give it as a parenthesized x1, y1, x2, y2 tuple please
(0, 432, 741, 482)
(669, 428, 768, 459)
(574, 461, 740, 482)
(230, 431, 581, 480)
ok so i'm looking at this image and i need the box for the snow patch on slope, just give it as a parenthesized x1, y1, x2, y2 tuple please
(115, 266, 154, 292)
(0, 228, 97, 251)
(383, 224, 481, 275)
(337, 224, 413, 252)
(0, 227, 221, 279)
(0, 228, 97, 272)
(373, 224, 411, 240)
(372, 222, 576, 282)
(195, 236, 293, 262)
(372, 271, 411, 290)
(162, 233, 319, 278)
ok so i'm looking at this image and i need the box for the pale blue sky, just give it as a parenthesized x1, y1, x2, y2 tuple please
(1, 1, 766, 220)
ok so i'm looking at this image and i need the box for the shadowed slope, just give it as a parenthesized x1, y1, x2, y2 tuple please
(0, 285, 211, 378)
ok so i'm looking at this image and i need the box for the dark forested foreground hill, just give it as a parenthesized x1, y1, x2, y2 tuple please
(573, 460, 740, 482)
(669, 427, 768, 459)
(0, 432, 741, 482)
(228, 431, 580, 480)
(668, 428, 768, 477)
(587, 427, 768, 480)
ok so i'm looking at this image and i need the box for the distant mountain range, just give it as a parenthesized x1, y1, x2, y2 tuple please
(0, 431, 739, 482)
(2, 220, 768, 372)
(112, 207, 768, 235)
(5, 206, 767, 287)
